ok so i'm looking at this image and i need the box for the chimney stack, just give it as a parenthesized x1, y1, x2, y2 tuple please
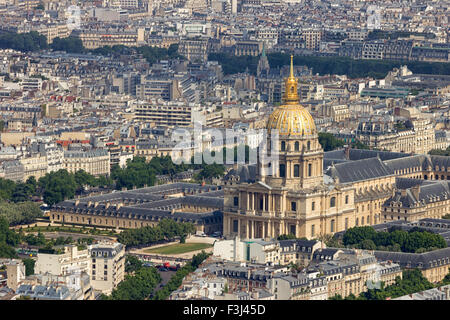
(344, 144, 350, 160)
(411, 185, 420, 200)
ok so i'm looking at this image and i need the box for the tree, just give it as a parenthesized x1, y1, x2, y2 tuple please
(194, 163, 225, 182)
(0, 178, 16, 201)
(359, 239, 376, 250)
(343, 226, 377, 246)
(106, 267, 161, 300)
(429, 146, 450, 156)
(0, 201, 42, 225)
(38, 169, 77, 205)
(318, 132, 345, 151)
(50, 36, 85, 54)
(74, 170, 97, 190)
(278, 234, 297, 240)
(22, 258, 35, 276)
(125, 255, 143, 274)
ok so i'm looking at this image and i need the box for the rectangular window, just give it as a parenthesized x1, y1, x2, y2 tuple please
(345, 218, 348, 230)
(308, 164, 312, 177)
(291, 202, 297, 212)
(233, 220, 238, 233)
(330, 220, 335, 233)
(311, 224, 315, 237)
(345, 195, 349, 204)
(290, 225, 296, 235)
(234, 196, 239, 206)
(280, 164, 286, 178)
(294, 164, 300, 177)
(312, 202, 315, 211)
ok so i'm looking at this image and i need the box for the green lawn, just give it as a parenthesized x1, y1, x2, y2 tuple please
(144, 243, 212, 255)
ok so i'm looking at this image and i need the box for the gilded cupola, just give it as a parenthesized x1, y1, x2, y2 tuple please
(266, 55, 316, 136)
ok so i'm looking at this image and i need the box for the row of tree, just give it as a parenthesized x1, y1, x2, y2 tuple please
(0, 31, 48, 52)
(0, 216, 96, 259)
(0, 201, 42, 226)
(117, 218, 197, 247)
(0, 217, 20, 258)
(318, 132, 370, 152)
(208, 52, 450, 79)
(0, 31, 182, 65)
(429, 146, 450, 156)
(111, 155, 226, 190)
(0, 169, 113, 206)
(342, 226, 447, 253)
(0, 154, 227, 208)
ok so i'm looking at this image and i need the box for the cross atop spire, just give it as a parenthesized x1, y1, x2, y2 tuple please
(282, 54, 299, 105)
(289, 54, 294, 79)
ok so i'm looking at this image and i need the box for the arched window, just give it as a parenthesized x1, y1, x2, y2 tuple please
(308, 163, 312, 177)
(330, 197, 336, 208)
(294, 164, 300, 177)
(295, 141, 299, 151)
(307, 141, 311, 151)
(281, 141, 286, 151)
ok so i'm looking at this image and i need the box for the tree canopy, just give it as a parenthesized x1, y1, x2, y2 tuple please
(342, 226, 447, 253)
(117, 218, 196, 247)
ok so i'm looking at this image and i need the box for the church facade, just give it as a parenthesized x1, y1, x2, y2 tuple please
(223, 56, 396, 240)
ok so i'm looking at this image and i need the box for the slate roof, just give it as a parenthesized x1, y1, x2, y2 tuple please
(384, 181, 450, 208)
(383, 154, 429, 172)
(326, 157, 393, 183)
(16, 284, 71, 300)
(395, 177, 434, 190)
(430, 155, 450, 170)
(373, 247, 450, 269)
(324, 148, 410, 162)
(52, 183, 224, 225)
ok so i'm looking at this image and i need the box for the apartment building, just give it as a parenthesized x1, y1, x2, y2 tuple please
(133, 101, 193, 127)
(89, 242, 125, 295)
(76, 28, 145, 49)
(20, 153, 47, 181)
(35, 245, 91, 276)
(63, 149, 110, 176)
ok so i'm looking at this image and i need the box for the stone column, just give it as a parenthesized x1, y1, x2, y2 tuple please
(238, 192, 241, 211)
(262, 194, 266, 212)
(247, 192, 250, 211)
(246, 219, 249, 239)
(223, 216, 228, 236)
(237, 218, 241, 236)
(251, 220, 255, 238)
(271, 221, 275, 238)
(230, 217, 233, 235)
(262, 222, 266, 239)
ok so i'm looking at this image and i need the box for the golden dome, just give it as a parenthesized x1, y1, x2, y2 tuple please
(267, 55, 316, 136)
